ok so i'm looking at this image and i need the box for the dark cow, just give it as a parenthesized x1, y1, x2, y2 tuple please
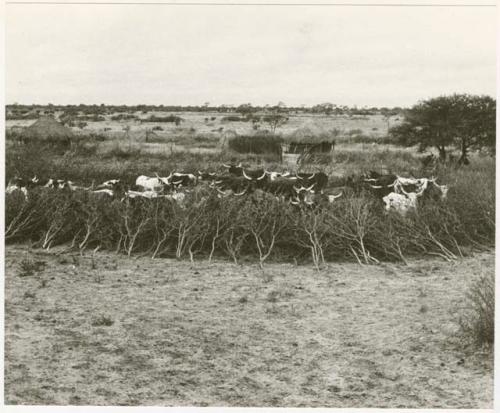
(262, 177, 315, 202)
(198, 171, 218, 181)
(222, 163, 244, 176)
(295, 172, 328, 193)
(364, 171, 398, 198)
(212, 175, 255, 195)
(223, 163, 266, 183)
(168, 172, 197, 188)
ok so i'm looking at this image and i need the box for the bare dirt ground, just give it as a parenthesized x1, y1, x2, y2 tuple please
(4, 245, 493, 407)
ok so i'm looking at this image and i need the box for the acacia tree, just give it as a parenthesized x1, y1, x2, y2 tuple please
(451, 94, 495, 164)
(390, 94, 495, 163)
(263, 102, 289, 134)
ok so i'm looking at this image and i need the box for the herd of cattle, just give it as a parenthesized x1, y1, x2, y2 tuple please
(6, 163, 449, 215)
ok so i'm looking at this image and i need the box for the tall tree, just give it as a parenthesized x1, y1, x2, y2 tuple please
(390, 94, 495, 163)
(451, 94, 496, 164)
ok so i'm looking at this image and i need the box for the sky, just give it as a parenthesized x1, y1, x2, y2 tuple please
(5, 2, 497, 107)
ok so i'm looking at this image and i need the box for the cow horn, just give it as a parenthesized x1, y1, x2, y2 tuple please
(369, 184, 383, 189)
(306, 184, 315, 191)
(222, 163, 230, 168)
(293, 186, 301, 193)
(333, 191, 343, 199)
(237, 162, 242, 167)
(242, 170, 252, 180)
(234, 190, 246, 196)
(198, 170, 203, 175)
(257, 172, 266, 180)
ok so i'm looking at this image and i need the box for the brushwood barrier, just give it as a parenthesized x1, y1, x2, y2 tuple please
(5, 170, 494, 267)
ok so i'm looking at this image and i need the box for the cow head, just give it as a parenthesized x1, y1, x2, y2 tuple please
(222, 163, 243, 176)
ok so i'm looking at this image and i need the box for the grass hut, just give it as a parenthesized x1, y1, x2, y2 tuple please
(282, 125, 336, 166)
(22, 116, 74, 146)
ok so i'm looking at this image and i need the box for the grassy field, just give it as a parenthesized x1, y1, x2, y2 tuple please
(4, 245, 493, 407)
(6, 111, 398, 141)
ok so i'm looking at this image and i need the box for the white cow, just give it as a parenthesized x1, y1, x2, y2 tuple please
(383, 183, 426, 216)
(135, 175, 167, 192)
(265, 171, 292, 181)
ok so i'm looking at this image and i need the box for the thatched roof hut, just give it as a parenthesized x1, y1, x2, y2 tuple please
(23, 116, 74, 143)
(283, 125, 336, 154)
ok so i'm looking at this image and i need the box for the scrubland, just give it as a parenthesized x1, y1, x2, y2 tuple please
(4, 111, 495, 407)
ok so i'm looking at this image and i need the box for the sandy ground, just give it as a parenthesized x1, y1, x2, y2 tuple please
(4, 245, 493, 407)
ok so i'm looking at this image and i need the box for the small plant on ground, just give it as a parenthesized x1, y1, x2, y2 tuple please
(458, 271, 494, 348)
(91, 315, 114, 327)
(18, 258, 45, 277)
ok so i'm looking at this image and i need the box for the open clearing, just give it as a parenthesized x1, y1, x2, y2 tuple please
(5, 245, 493, 407)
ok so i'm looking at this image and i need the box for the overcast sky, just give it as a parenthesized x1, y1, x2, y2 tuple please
(6, 3, 497, 107)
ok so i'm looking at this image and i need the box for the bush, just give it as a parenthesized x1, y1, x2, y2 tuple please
(221, 116, 249, 122)
(228, 134, 283, 156)
(4, 171, 494, 265)
(459, 270, 494, 348)
(143, 115, 183, 125)
(18, 258, 42, 277)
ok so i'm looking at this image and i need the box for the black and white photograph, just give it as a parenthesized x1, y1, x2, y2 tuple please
(3, 0, 496, 409)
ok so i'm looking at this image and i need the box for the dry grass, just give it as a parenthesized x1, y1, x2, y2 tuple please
(4, 245, 493, 407)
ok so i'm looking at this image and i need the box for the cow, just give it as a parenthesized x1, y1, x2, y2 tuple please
(198, 170, 218, 181)
(212, 175, 254, 194)
(222, 163, 267, 184)
(222, 163, 243, 176)
(262, 177, 299, 201)
(383, 192, 419, 216)
(295, 171, 328, 193)
(383, 183, 427, 216)
(6, 177, 36, 198)
(135, 175, 167, 192)
(364, 172, 398, 198)
(397, 177, 448, 202)
(265, 170, 292, 181)
(427, 178, 448, 200)
(167, 172, 197, 188)
(93, 179, 128, 198)
(294, 189, 344, 207)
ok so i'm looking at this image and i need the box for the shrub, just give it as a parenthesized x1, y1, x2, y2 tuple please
(459, 270, 494, 348)
(18, 258, 40, 277)
(221, 116, 249, 122)
(143, 115, 183, 124)
(91, 315, 114, 327)
(228, 134, 283, 156)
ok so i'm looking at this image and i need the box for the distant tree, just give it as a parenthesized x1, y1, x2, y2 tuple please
(263, 113, 289, 134)
(390, 94, 495, 162)
(236, 103, 256, 118)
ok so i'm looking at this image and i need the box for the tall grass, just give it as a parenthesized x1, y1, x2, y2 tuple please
(459, 270, 494, 348)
